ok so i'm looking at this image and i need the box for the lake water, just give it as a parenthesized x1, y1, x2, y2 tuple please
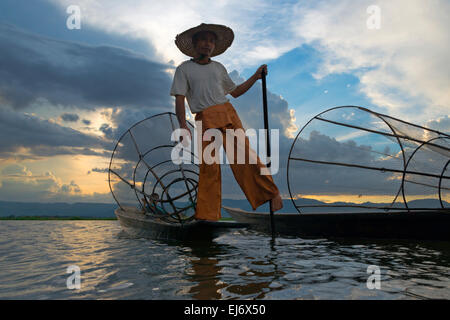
(0, 220, 449, 300)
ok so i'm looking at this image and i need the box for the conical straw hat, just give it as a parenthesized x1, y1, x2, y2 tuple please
(175, 23, 234, 58)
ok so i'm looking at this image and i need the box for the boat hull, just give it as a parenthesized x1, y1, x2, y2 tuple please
(115, 207, 248, 241)
(223, 206, 450, 241)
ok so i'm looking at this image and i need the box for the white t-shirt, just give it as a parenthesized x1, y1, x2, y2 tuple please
(170, 59, 237, 113)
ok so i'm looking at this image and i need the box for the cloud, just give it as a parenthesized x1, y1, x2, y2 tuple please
(5, 0, 447, 204)
(1, 164, 33, 178)
(60, 113, 79, 122)
(291, 0, 450, 122)
(288, 130, 405, 198)
(0, 164, 113, 203)
(0, 22, 298, 200)
(60, 180, 81, 193)
(0, 165, 64, 199)
(0, 108, 110, 159)
(100, 105, 177, 142)
(46, 0, 301, 70)
(426, 115, 450, 135)
(99, 123, 113, 137)
(46, 0, 448, 126)
(228, 70, 298, 150)
(87, 167, 109, 175)
(0, 23, 173, 110)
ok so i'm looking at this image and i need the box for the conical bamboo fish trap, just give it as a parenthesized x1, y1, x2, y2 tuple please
(287, 106, 449, 213)
(108, 112, 199, 224)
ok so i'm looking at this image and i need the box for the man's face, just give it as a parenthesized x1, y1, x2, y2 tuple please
(193, 32, 216, 57)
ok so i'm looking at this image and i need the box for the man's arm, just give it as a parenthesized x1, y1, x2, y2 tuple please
(230, 74, 258, 98)
(175, 95, 191, 139)
(175, 95, 187, 127)
(230, 64, 267, 98)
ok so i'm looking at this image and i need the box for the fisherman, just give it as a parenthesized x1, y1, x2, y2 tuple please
(170, 23, 283, 221)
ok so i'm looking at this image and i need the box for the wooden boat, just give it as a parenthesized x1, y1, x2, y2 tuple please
(115, 207, 248, 241)
(223, 206, 450, 241)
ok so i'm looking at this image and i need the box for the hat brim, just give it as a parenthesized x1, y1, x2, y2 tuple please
(175, 23, 234, 58)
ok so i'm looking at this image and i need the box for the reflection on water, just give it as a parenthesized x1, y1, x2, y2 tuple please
(0, 221, 449, 299)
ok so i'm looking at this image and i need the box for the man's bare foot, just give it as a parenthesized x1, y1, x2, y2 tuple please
(270, 193, 283, 212)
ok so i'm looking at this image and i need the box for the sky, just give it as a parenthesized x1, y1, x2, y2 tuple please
(0, 0, 448, 205)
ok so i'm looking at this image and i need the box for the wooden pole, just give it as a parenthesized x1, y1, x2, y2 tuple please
(261, 69, 276, 239)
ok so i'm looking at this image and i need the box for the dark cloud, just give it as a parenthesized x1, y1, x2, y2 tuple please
(0, 108, 111, 159)
(82, 119, 91, 125)
(99, 123, 113, 137)
(0, 23, 173, 110)
(87, 167, 109, 175)
(60, 113, 79, 122)
(288, 130, 403, 193)
(29, 146, 111, 158)
(104, 106, 171, 141)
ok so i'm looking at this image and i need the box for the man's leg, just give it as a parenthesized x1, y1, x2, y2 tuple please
(194, 134, 222, 221)
(223, 122, 281, 211)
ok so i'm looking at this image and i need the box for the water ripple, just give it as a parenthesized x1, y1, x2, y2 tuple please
(0, 221, 449, 299)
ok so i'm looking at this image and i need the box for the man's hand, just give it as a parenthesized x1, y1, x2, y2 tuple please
(174, 95, 191, 147)
(179, 123, 191, 147)
(230, 64, 268, 98)
(253, 64, 268, 80)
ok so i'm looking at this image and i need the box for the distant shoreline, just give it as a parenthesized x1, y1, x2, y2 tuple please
(0, 216, 117, 221)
